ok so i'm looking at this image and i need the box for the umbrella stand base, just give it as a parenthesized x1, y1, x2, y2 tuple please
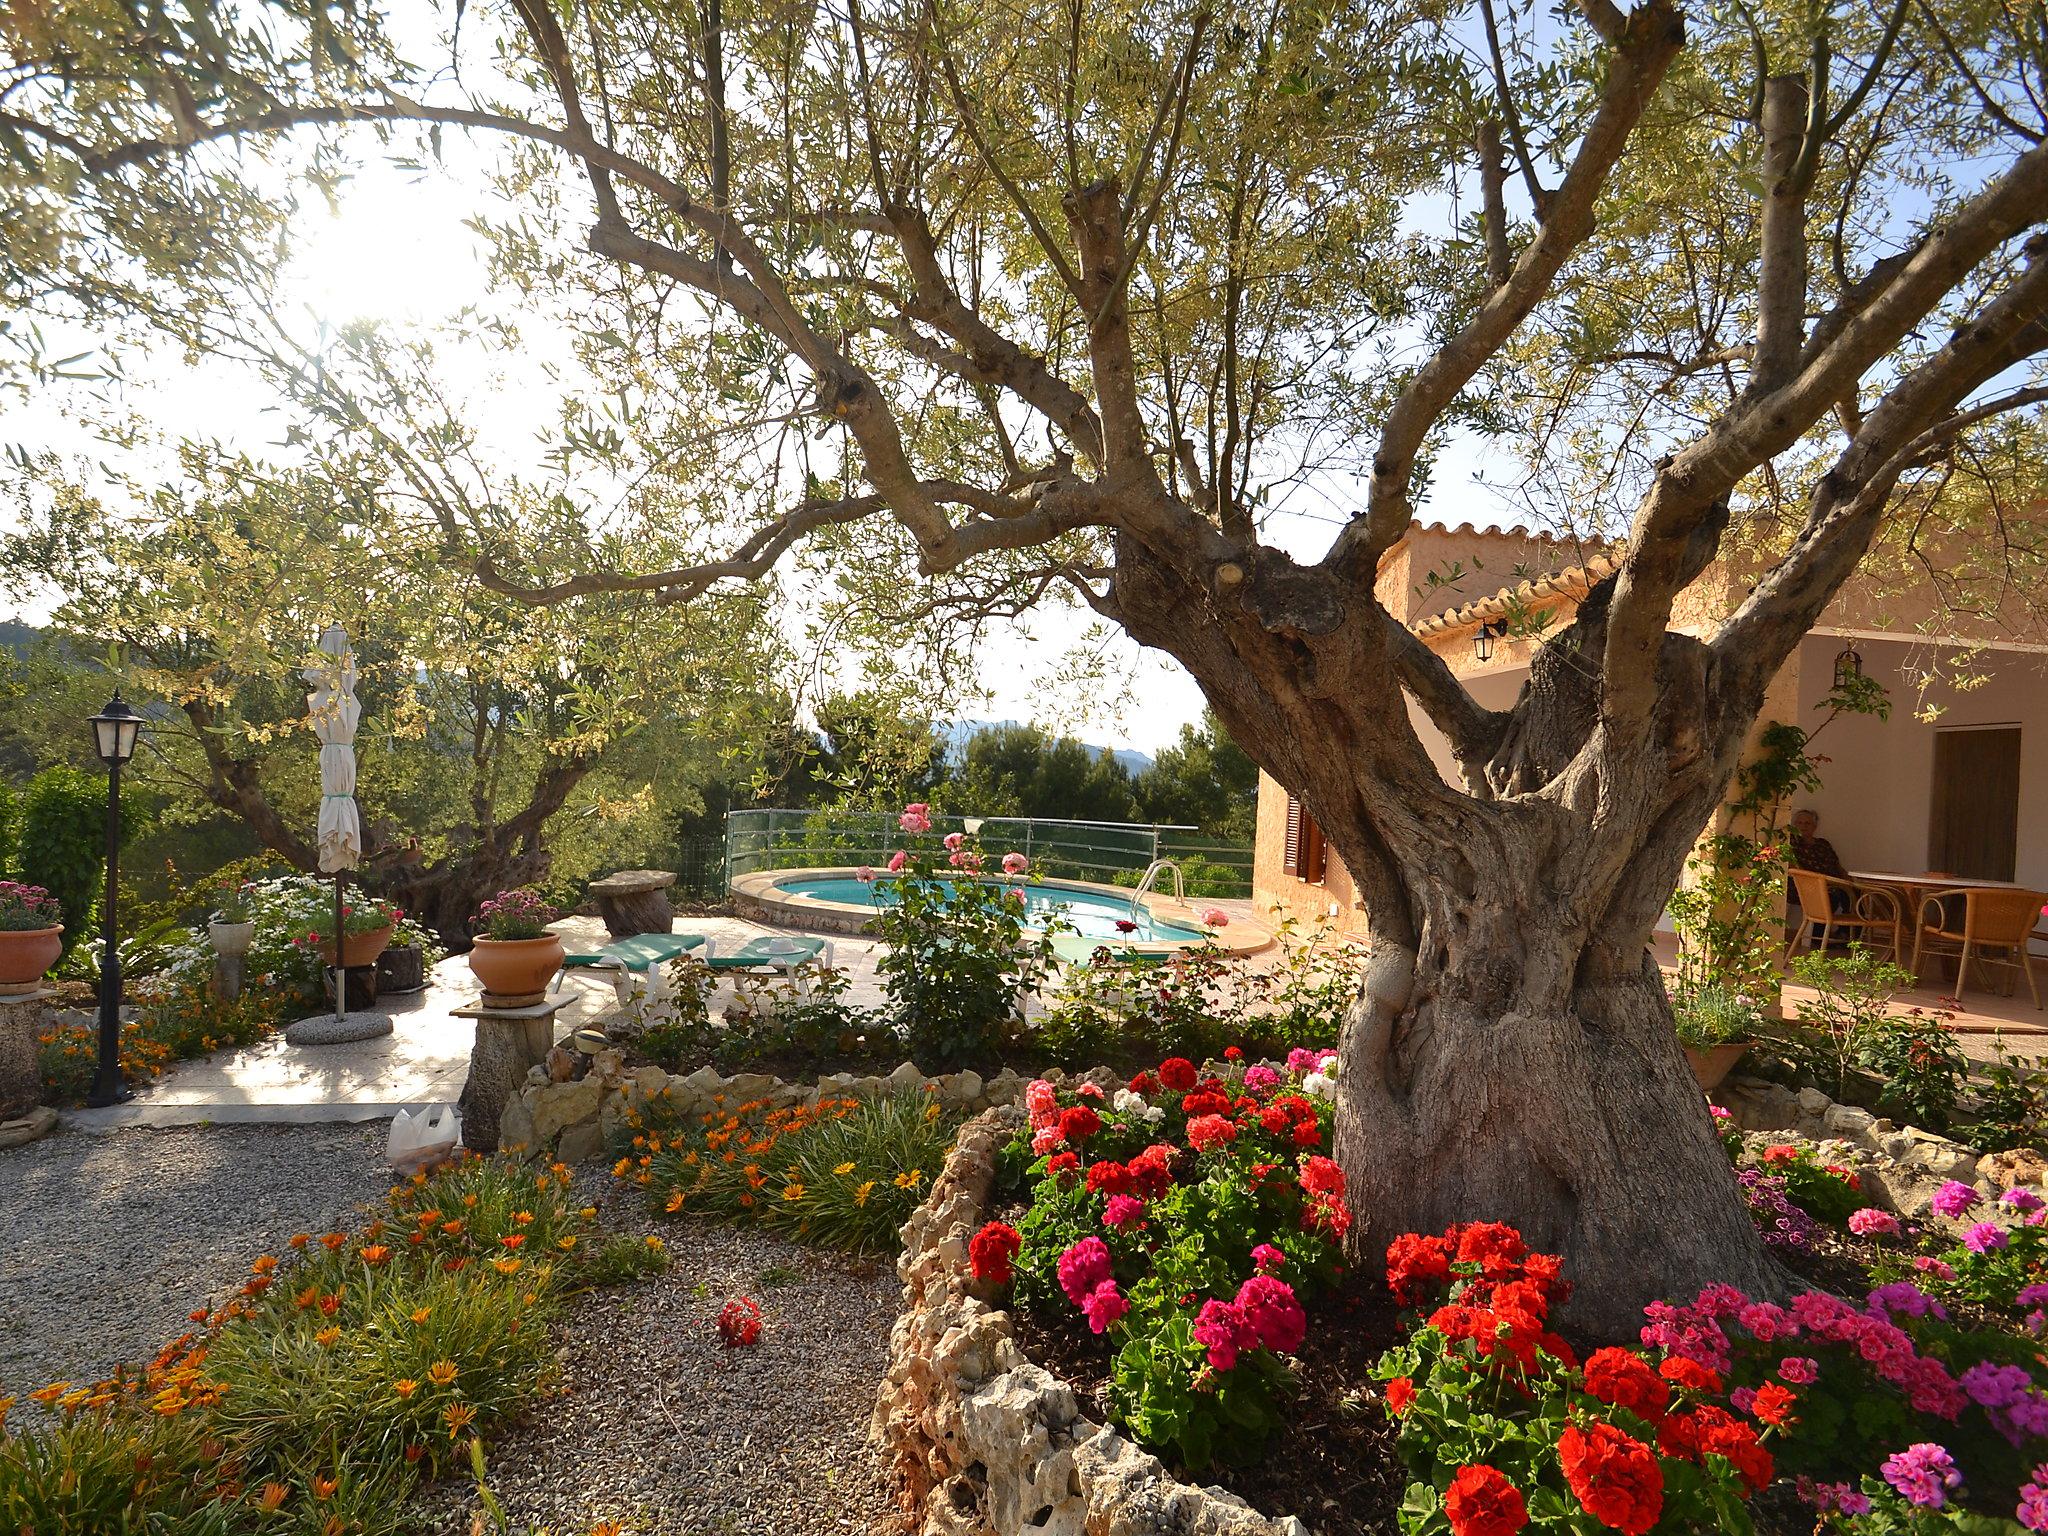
(286, 1010, 395, 1047)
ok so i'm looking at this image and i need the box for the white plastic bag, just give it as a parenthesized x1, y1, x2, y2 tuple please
(386, 1104, 462, 1174)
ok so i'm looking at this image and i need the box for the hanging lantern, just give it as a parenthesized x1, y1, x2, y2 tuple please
(1833, 645, 1863, 686)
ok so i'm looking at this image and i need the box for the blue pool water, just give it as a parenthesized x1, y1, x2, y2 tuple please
(778, 875, 1208, 943)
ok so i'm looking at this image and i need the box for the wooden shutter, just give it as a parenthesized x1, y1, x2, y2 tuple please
(1283, 795, 1327, 883)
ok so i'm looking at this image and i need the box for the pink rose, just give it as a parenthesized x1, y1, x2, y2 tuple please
(898, 802, 932, 834)
(1202, 907, 1229, 928)
(1002, 851, 1029, 875)
(855, 865, 876, 882)
(943, 831, 965, 851)
(887, 850, 908, 874)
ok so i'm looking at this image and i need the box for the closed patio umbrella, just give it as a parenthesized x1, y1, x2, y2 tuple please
(288, 623, 385, 1043)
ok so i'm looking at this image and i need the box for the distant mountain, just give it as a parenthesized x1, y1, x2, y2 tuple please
(0, 620, 40, 657)
(941, 719, 1154, 776)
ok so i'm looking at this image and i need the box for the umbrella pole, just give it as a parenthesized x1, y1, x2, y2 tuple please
(334, 870, 346, 1026)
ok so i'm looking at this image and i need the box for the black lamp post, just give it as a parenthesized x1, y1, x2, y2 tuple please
(87, 692, 142, 1108)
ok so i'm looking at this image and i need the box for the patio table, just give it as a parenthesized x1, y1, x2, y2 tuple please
(1847, 871, 2030, 985)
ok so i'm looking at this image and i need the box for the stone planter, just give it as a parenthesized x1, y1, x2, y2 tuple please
(208, 919, 257, 957)
(587, 869, 676, 938)
(875, 1106, 1308, 1536)
(0, 926, 63, 996)
(1684, 1040, 1750, 1092)
(467, 934, 566, 1001)
(320, 923, 395, 971)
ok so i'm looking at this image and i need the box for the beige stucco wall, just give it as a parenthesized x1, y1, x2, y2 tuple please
(1791, 633, 2048, 891)
(1252, 772, 1363, 932)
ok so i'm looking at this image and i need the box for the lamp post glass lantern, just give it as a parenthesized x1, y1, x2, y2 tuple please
(87, 693, 142, 1106)
(1473, 619, 1508, 664)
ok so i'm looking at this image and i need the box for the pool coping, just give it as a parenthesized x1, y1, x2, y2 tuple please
(729, 867, 1271, 957)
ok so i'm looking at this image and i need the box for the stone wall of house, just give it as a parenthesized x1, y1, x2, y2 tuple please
(497, 1055, 1031, 1164)
(1717, 1074, 2045, 1216)
(873, 1105, 1310, 1536)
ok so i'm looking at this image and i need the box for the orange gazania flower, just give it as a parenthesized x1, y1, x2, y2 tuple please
(315, 1327, 341, 1347)
(294, 1287, 319, 1310)
(289, 1233, 311, 1250)
(392, 1379, 418, 1399)
(512, 1210, 533, 1224)
(499, 1234, 525, 1250)
(644, 1235, 664, 1252)
(250, 1255, 278, 1276)
(444, 1402, 476, 1435)
(416, 1210, 441, 1228)
(427, 1360, 457, 1386)
(313, 1476, 339, 1499)
(665, 1191, 684, 1213)
(256, 1482, 289, 1512)
(28, 1383, 70, 1405)
(439, 1220, 464, 1236)
(320, 1233, 347, 1252)
(359, 1245, 391, 1266)
(557, 1235, 578, 1250)
(492, 1257, 523, 1275)
(404, 1445, 424, 1463)
(411, 1307, 432, 1325)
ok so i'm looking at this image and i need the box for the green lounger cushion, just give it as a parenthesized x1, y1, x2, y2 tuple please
(1049, 933, 1168, 969)
(560, 932, 706, 973)
(705, 936, 828, 970)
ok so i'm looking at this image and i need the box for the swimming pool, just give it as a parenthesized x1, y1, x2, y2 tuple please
(774, 874, 1210, 943)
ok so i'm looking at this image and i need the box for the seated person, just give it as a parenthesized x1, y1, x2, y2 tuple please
(1788, 807, 1853, 942)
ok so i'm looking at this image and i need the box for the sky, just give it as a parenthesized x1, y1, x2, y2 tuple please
(0, 79, 1529, 757)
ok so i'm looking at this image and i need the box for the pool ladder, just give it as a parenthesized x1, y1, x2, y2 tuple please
(1127, 858, 1185, 921)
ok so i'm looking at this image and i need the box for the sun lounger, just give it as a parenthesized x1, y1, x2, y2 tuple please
(558, 931, 712, 1003)
(1049, 932, 1168, 969)
(705, 935, 835, 973)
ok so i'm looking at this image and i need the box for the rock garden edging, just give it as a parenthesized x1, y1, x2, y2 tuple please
(872, 1104, 1308, 1536)
(1716, 1073, 2046, 1218)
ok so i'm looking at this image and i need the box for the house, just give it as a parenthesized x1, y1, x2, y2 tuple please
(1252, 519, 2048, 936)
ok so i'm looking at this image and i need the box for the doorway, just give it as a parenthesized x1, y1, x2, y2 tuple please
(1929, 725, 2021, 880)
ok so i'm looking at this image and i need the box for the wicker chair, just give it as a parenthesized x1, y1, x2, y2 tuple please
(1786, 869, 1904, 962)
(1911, 887, 2046, 1008)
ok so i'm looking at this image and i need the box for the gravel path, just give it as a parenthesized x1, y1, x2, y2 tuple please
(421, 1207, 904, 1536)
(0, 1122, 390, 1395)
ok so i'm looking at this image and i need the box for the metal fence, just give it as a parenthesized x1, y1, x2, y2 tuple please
(724, 809, 1254, 897)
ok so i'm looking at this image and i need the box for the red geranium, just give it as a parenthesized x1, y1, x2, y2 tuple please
(1058, 1105, 1103, 1143)
(1128, 1071, 1159, 1096)
(1660, 1406, 1772, 1495)
(1581, 1347, 1670, 1424)
(1181, 1088, 1232, 1118)
(1454, 1222, 1528, 1277)
(1750, 1380, 1798, 1429)
(1046, 1151, 1080, 1183)
(1085, 1161, 1132, 1198)
(717, 1295, 764, 1348)
(1187, 1113, 1238, 1152)
(968, 1221, 1022, 1286)
(1657, 1356, 1723, 1395)
(1299, 1155, 1345, 1198)
(1558, 1421, 1664, 1535)
(1386, 1232, 1452, 1303)
(1159, 1057, 1197, 1092)
(1127, 1145, 1174, 1198)
(1444, 1464, 1528, 1536)
(1385, 1376, 1416, 1416)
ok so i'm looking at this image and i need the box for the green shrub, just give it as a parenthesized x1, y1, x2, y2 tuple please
(1670, 980, 1767, 1048)
(1857, 1008, 1969, 1131)
(13, 766, 107, 954)
(636, 1091, 956, 1253)
(1973, 1044, 2048, 1153)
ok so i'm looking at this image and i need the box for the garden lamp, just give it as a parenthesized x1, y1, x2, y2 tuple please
(1473, 619, 1509, 664)
(86, 692, 142, 1106)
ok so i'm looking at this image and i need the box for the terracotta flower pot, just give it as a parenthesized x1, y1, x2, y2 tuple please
(1684, 1041, 1751, 1092)
(467, 934, 566, 999)
(320, 923, 395, 970)
(0, 925, 63, 995)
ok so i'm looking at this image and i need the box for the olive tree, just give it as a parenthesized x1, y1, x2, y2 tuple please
(7, 0, 2048, 1326)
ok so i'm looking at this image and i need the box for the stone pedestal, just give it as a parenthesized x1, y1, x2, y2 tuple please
(213, 952, 246, 1002)
(0, 991, 55, 1121)
(587, 869, 677, 938)
(455, 998, 562, 1153)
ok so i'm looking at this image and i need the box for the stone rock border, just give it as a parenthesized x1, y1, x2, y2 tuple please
(497, 1056, 1034, 1165)
(1716, 1073, 2045, 1219)
(872, 1105, 1308, 1536)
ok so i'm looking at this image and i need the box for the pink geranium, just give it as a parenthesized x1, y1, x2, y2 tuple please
(1081, 1280, 1128, 1333)
(1848, 1207, 1901, 1238)
(1103, 1194, 1146, 1228)
(1057, 1237, 1114, 1306)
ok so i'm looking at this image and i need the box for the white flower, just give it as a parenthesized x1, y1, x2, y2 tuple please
(1112, 1089, 1146, 1115)
(1303, 1071, 1335, 1100)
